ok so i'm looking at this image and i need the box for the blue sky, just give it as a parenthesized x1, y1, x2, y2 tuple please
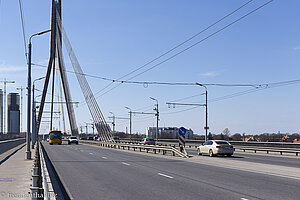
(0, 0, 299, 135)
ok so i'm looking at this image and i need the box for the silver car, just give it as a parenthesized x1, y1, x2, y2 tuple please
(197, 140, 234, 157)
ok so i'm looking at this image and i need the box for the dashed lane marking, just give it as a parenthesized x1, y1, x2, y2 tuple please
(122, 162, 130, 166)
(158, 173, 174, 179)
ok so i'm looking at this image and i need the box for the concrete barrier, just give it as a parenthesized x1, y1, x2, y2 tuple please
(0, 138, 26, 155)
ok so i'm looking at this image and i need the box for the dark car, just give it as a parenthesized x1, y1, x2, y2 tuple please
(87, 136, 94, 140)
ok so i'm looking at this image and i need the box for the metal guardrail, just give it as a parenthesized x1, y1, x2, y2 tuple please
(234, 146, 300, 156)
(119, 138, 300, 156)
(0, 138, 26, 155)
(121, 138, 300, 147)
(80, 140, 189, 158)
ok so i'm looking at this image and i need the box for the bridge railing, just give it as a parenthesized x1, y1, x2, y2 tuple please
(118, 138, 300, 156)
(119, 138, 300, 148)
(79, 140, 189, 158)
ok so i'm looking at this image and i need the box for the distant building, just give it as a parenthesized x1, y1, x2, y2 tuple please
(146, 127, 193, 139)
(7, 93, 20, 134)
(0, 89, 3, 135)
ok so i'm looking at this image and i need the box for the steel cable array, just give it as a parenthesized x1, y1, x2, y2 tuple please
(56, 12, 113, 141)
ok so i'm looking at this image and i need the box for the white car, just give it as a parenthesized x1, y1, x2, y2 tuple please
(197, 140, 234, 157)
(68, 136, 78, 144)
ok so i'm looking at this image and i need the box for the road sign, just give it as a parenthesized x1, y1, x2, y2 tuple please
(179, 127, 186, 136)
(179, 135, 185, 146)
(179, 127, 186, 146)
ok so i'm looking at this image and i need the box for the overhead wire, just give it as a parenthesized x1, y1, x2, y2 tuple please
(91, 0, 273, 100)
(91, 0, 254, 97)
(18, 0, 27, 60)
(32, 62, 300, 89)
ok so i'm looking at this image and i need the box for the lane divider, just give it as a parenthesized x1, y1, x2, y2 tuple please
(158, 173, 174, 179)
(122, 162, 130, 166)
(102, 156, 108, 159)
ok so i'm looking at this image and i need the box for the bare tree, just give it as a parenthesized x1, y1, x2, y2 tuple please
(223, 128, 230, 137)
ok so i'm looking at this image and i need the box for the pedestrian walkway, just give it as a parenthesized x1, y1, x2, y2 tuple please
(0, 145, 33, 200)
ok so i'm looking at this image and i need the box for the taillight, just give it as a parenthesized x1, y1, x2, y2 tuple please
(216, 146, 221, 148)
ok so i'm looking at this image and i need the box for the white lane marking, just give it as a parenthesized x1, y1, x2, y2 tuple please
(158, 173, 174, 179)
(89, 153, 94, 155)
(122, 162, 130, 166)
(241, 198, 249, 200)
(102, 156, 108, 159)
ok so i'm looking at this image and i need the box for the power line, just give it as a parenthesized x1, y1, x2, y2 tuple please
(34, 62, 300, 92)
(87, 0, 254, 98)
(92, 0, 273, 99)
(96, 0, 254, 93)
(18, 0, 27, 60)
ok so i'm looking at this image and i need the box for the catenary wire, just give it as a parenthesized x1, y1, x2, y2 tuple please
(92, 0, 254, 97)
(18, 0, 27, 60)
(92, 0, 274, 99)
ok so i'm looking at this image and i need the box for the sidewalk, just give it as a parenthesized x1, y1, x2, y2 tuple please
(0, 145, 33, 200)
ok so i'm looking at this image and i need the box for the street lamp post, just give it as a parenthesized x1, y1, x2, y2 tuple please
(109, 112, 115, 134)
(196, 83, 208, 141)
(150, 97, 159, 142)
(125, 107, 132, 140)
(26, 29, 51, 160)
(32, 76, 45, 149)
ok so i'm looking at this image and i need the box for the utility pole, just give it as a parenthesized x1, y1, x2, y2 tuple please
(1, 79, 15, 134)
(196, 83, 208, 141)
(92, 123, 94, 134)
(16, 86, 25, 134)
(109, 112, 115, 134)
(125, 107, 132, 140)
(85, 122, 88, 135)
(26, 29, 51, 160)
(150, 97, 159, 141)
(32, 76, 45, 149)
(108, 115, 129, 135)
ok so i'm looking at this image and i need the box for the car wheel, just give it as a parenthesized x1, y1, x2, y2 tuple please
(209, 149, 214, 157)
(76, 142, 78, 144)
(50, 143, 53, 145)
(58, 143, 61, 145)
(197, 148, 202, 155)
(68, 141, 70, 145)
(227, 154, 233, 157)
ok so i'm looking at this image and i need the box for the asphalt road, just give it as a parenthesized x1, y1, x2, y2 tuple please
(42, 142, 300, 200)
(187, 148, 300, 168)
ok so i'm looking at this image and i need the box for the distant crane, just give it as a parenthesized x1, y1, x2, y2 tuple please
(0, 79, 15, 134)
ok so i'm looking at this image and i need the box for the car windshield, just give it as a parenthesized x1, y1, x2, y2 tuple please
(215, 141, 229, 145)
(50, 132, 62, 140)
(70, 136, 77, 139)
